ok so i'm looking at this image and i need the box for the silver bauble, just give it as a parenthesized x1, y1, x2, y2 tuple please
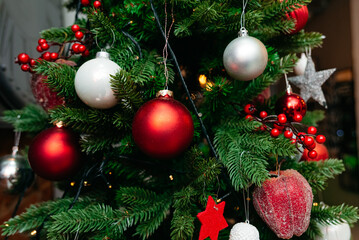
(223, 31, 268, 81)
(75, 51, 120, 109)
(0, 154, 32, 194)
(229, 222, 260, 240)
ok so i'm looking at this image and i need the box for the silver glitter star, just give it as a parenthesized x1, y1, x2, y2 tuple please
(288, 54, 336, 108)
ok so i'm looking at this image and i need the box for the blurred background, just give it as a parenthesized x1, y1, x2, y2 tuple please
(0, 0, 359, 239)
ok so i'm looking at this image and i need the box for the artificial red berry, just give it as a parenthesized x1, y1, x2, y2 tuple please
(293, 113, 303, 122)
(17, 53, 30, 64)
(270, 128, 281, 138)
(277, 114, 287, 124)
(78, 45, 86, 53)
(259, 111, 268, 119)
(245, 115, 253, 121)
(297, 132, 306, 141)
(82, 49, 90, 57)
(30, 59, 36, 66)
(274, 122, 284, 131)
(36, 45, 43, 52)
(75, 31, 84, 40)
(21, 64, 30, 71)
(316, 135, 326, 144)
(81, 0, 90, 6)
(284, 130, 293, 139)
(71, 24, 80, 32)
(50, 52, 59, 60)
(308, 150, 318, 159)
(42, 52, 51, 61)
(307, 126, 317, 135)
(38, 38, 47, 45)
(41, 42, 49, 50)
(93, 0, 101, 8)
(304, 136, 314, 147)
(307, 142, 316, 150)
(259, 125, 267, 131)
(72, 43, 80, 53)
(290, 138, 297, 144)
(244, 104, 255, 114)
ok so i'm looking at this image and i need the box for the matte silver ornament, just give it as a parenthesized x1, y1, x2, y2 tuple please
(223, 29, 268, 81)
(229, 222, 260, 240)
(288, 54, 335, 108)
(75, 51, 121, 109)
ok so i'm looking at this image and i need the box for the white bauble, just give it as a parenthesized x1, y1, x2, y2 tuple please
(229, 222, 260, 240)
(75, 51, 120, 109)
(315, 222, 351, 240)
(223, 30, 268, 81)
(294, 53, 308, 76)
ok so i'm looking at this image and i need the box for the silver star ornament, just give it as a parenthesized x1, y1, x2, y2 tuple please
(288, 54, 335, 108)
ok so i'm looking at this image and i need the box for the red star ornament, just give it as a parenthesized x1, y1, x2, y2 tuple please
(197, 196, 228, 240)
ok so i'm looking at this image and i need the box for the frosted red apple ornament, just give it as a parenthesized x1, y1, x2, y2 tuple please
(253, 169, 313, 239)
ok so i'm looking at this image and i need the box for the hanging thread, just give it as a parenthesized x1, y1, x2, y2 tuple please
(162, 0, 175, 89)
(240, 0, 249, 30)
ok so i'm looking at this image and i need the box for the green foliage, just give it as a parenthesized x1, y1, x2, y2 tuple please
(1, 105, 49, 132)
(301, 110, 326, 127)
(311, 202, 359, 226)
(296, 159, 345, 194)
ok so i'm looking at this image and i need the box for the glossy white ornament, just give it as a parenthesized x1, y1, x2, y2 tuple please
(315, 222, 351, 240)
(75, 51, 120, 109)
(229, 222, 260, 240)
(223, 29, 268, 81)
(294, 53, 308, 76)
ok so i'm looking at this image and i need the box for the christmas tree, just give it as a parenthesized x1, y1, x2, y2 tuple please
(1, 0, 358, 239)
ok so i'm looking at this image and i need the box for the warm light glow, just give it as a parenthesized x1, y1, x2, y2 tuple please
(70, 182, 75, 187)
(206, 81, 214, 91)
(199, 74, 207, 88)
(216, 199, 221, 203)
(84, 181, 88, 186)
(108, 185, 112, 189)
(313, 202, 318, 206)
(4, 224, 9, 227)
(55, 121, 64, 128)
(169, 175, 174, 181)
(108, 172, 112, 175)
(31, 230, 37, 236)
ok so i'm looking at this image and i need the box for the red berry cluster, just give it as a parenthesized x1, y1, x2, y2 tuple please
(36, 39, 60, 62)
(71, 25, 90, 57)
(81, 0, 101, 8)
(16, 53, 36, 72)
(244, 103, 326, 159)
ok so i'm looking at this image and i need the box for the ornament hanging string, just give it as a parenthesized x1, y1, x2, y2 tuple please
(242, 189, 250, 223)
(95, 29, 116, 51)
(280, 58, 292, 94)
(162, 0, 175, 89)
(240, 0, 249, 30)
(150, 0, 218, 159)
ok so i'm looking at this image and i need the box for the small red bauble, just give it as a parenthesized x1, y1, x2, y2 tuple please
(270, 128, 281, 138)
(81, 0, 90, 6)
(132, 90, 194, 159)
(275, 92, 306, 121)
(18, 53, 30, 64)
(307, 126, 317, 135)
(72, 43, 80, 53)
(253, 169, 313, 239)
(277, 113, 287, 124)
(21, 64, 30, 72)
(301, 142, 329, 162)
(41, 42, 49, 50)
(286, 5, 309, 34)
(93, 0, 101, 8)
(284, 130, 293, 139)
(316, 135, 326, 144)
(71, 24, 80, 32)
(303, 136, 314, 147)
(28, 126, 83, 181)
(36, 45, 44, 52)
(259, 111, 268, 119)
(42, 52, 51, 61)
(50, 52, 59, 60)
(38, 38, 47, 45)
(78, 45, 86, 53)
(30, 59, 36, 66)
(308, 150, 318, 159)
(244, 103, 255, 114)
(293, 113, 303, 122)
(75, 31, 84, 40)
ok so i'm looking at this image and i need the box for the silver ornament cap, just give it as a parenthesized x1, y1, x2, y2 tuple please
(75, 51, 121, 109)
(223, 31, 268, 81)
(229, 222, 260, 240)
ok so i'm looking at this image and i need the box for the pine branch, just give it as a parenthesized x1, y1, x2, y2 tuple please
(1, 104, 49, 132)
(296, 159, 345, 194)
(170, 211, 195, 240)
(301, 110, 325, 127)
(311, 202, 359, 226)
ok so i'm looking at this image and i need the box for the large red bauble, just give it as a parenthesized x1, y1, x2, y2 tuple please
(28, 127, 83, 181)
(132, 93, 194, 159)
(275, 92, 307, 121)
(301, 142, 329, 162)
(253, 169, 313, 239)
(286, 5, 309, 34)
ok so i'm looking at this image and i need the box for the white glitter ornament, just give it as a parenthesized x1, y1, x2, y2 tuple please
(223, 28, 268, 81)
(229, 222, 260, 240)
(75, 51, 120, 109)
(294, 53, 308, 76)
(315, 222, 351, 240)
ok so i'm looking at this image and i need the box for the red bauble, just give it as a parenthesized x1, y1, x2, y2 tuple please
(253, 169, 313, 239)
(275, 92, 307, 121)
(286, 5, 309, 34)
(93, 0, 101, 8)
(28, 126, 83, 181)
(301, 142, 329, 162)
(132, 91, 194, 159)
(17, 53, 30, 64)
